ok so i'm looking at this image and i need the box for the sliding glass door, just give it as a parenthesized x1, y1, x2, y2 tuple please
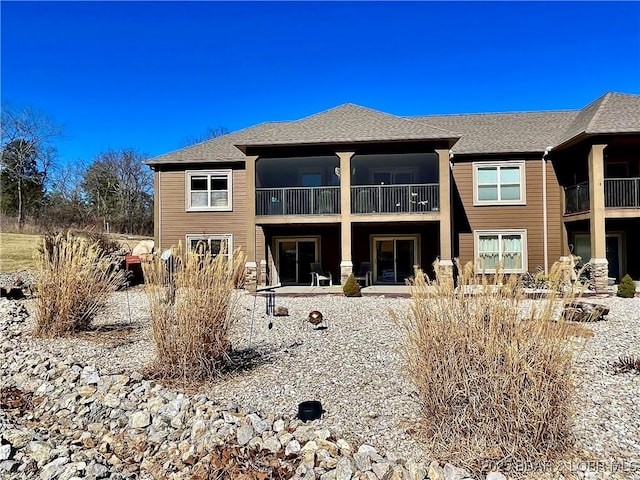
(276, 238, 318, 285)
(373, 236, 418, 284)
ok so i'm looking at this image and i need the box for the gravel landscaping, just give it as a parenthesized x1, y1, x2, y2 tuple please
(1, 279, 640, 478)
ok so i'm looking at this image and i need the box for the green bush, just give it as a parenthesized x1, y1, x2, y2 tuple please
(617, 274, 636, 298)
(342, 273, 362, 297)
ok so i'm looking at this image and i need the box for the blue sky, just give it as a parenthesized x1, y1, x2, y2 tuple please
(2, 1, 639, 165)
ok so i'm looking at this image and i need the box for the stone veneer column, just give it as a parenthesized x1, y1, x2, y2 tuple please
(337, 152, 355, 285)
(588, 145, 608, 292)
(245, 155, 259, 292)
(435, 149, 453, 286)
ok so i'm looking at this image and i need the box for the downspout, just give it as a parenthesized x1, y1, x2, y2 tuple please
(542, 147, 552, 275)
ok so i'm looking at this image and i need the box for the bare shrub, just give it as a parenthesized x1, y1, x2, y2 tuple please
(33, 232, 125, 336)
(396, 260, 590, 472)
(143, 244, 246, 380)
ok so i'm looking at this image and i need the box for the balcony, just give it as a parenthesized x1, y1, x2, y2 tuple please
(351, 184, 439, 214)
(564, 178, 640, 214)
(605, 178, 640, 208)
(564, 182, 590, 214)
(256, 187, 340, 216)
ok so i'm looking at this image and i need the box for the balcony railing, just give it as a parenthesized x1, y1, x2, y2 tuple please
(564, 182, 590, 214)
(351, 184, 439, 214)
(256, 187, 340, 216)
(605, 178, 640, 208)
(565, 178, 640, 214)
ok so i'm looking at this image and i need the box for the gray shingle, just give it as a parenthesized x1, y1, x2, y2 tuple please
(558, 92, 640, 146)
(147, 92, 639, 165)
(234, 103, 459, 148)
(412, 111, 578, 155)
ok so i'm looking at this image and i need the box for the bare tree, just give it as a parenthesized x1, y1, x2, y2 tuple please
(180, 126, 229, 147)
(1, 103, 63, 228)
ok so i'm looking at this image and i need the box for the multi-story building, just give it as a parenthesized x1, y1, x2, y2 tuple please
(147, 92, 640, 291)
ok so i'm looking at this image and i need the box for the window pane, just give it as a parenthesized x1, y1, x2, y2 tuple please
(210, 240, 222, 255)
(210, 191, 228, 207)
(479, 253, 499, 269)
(500, 167, 520, 184)
(500, 185, 521, 201)
(478, 185, 498, 201)
(478, 235, 499, 253)
(502, 235, 523, 270)
(191, 192, 208, 207)
(210, 177, 228, 191)
(191, 177, 207, 191)
(477, 168, 497, 184)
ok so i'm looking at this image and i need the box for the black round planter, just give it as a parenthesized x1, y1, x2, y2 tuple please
(298, 400, 323, 422)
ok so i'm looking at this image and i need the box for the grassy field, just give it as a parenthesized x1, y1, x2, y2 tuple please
(0, 233, 42, 273)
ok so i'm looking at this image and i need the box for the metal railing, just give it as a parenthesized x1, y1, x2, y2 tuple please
(351, 184, 439, 214)
(256, 187, 340, 216)
(605, 178, 640, 208)
(564, 182, 590, 214)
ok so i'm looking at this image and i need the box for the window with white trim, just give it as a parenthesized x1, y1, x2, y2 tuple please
(186, 234, 233, 259)
(186, 170, 232, 211)
(475, 230, 527, 272)
(473, 162, 525, 205)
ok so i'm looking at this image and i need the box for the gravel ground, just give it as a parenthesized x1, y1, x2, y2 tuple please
(4, 281, 640, 471)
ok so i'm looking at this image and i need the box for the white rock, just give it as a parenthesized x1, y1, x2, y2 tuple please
(0, 444, 11, 461)
(486, 473, 507, 480)
(335, 456, 355, 480)
(285, 439, 301, 456)
(236, 425, 254, 445)
(129, 411, 151, 428)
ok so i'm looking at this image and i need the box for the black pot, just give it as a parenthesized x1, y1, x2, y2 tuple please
(298, 400, 323, 422)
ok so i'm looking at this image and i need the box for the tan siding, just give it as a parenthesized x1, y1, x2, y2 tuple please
(159, 169, 254, 259)
(453, 159, 563, 272)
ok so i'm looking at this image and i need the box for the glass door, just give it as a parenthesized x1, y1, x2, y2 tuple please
(373, 236, 417, 284)
(276, 238, 318, 285)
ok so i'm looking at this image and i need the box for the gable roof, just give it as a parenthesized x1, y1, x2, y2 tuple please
(233, 103, 459, 149)
(412, 110, 578, 155)
(556, 92, 640, 147)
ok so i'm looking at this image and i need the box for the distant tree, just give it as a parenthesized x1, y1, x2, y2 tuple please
(180, 126, 229, 147)
(82, 149, 153, 235)
(1, 103, 63, 227)
(41, 161, 90, 229)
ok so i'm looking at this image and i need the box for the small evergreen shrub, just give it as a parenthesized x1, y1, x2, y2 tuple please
(343, 273, 362, 297)
(617, 274, 636, 298)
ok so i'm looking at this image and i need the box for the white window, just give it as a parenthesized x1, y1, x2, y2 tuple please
(473, 162, 525, 205)
(186, 170, 232, 211)
(186, 234, 233, 259)
(475, 230, 527, 273)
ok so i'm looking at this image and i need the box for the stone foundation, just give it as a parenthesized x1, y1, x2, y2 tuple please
(589, 257, 609, 292)
(340, 261, 353, 286)
(244, 261, 258, 293)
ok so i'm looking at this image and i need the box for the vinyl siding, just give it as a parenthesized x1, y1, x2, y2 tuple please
(156, 167, 266, 264)
(453, 159, 563, 272)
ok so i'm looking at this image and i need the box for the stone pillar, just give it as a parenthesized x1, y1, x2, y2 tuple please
(588, 144, 608, 291)
(337, 152, 355, 285)
(589, 257, 609, 292)
(259, 259, 268, 287)
(244, 262, 258, 293)
(437, 259, 454, 289)
(245, 155, 259, 291)
(436, 149, 452, 262)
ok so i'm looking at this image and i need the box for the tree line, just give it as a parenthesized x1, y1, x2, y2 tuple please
(1, 103, 153, 235)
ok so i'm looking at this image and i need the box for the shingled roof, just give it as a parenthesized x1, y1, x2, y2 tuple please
(147, 92, 639, 165)
(233, 103, 459, 149)
(556, 92, 640, 147)
(412, 110, 578, 155)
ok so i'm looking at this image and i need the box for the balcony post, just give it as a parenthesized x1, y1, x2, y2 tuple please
(436, 149, 453, 285)
(588, 144, 608, 292)
(337, 151, 355, 285)
(245, 155, 259, 292)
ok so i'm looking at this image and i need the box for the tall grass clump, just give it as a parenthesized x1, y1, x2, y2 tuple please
(143, 244, 246, 380)
(33, 232, 125, 336)
(397, 261, 590, 472)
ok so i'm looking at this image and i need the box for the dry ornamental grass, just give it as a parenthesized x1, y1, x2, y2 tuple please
(396, 261, 591, 473)
(33, 232, 125, 336)
(143, 244, 246, 381)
